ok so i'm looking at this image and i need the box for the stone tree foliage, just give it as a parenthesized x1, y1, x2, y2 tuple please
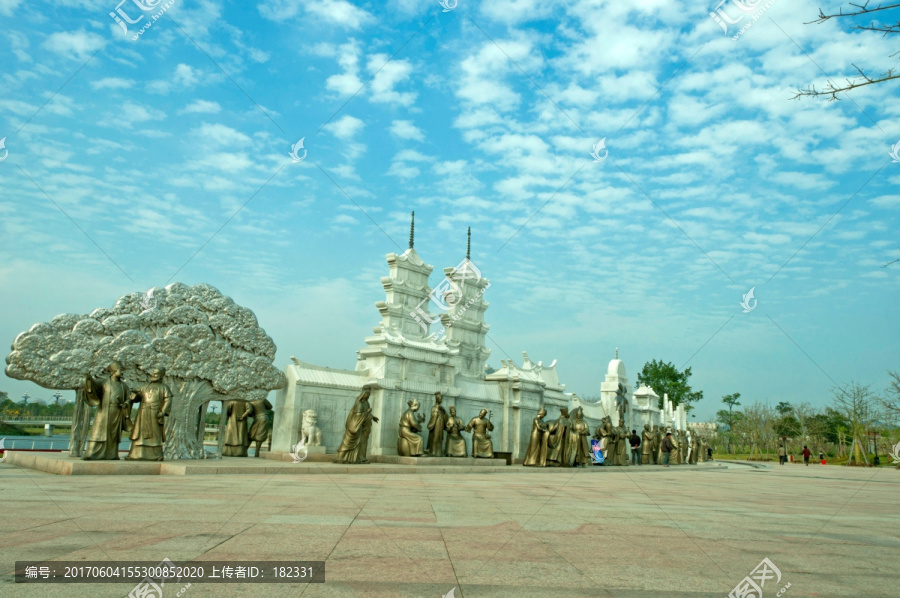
(5, 283, 285, 459)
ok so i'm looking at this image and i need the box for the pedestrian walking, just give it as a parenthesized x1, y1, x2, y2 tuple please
(802, 445, 811, 466)
(629, 429, 641, 465)
(777, 444, 786, 465)
(661, 432, 674, 467)
(819, 450, 826, 465)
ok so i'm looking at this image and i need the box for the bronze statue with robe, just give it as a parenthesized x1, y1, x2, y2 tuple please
(650, 425, 661, 465)
(125, 367, 172, 461)
(444, 405, 467, 457)
(617, 420, 630, 466)
(397, 399, 426, 457)
(546, 407, 570, 466)
(466, 409, 494, 458)
(83, 362, 130, 461)
(239, 397, 273, 458)
(334, 387, 379, 464)
(641, 424, 654, 464)
(223, 399, 250, 457)
(523, 407, 549, 467)
(426, 392, 448, 457)
(567, 408, 591, 467)
(595, 416, 613, 462)
(690, 433, 701, 464)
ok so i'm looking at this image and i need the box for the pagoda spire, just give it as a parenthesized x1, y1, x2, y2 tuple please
(409, 211, 415, 249)
(466, 227, 471, 260)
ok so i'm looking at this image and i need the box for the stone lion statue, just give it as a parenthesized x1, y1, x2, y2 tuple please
(300, 409, 323, 446)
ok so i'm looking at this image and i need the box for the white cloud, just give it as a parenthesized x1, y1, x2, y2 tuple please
(323, 115, 365, 140)
(181, 100, 222, 114)
(390, 120, 424, 141)
(42, 29, 105, 61)
(90, 78, 134, 90)
(258, 0, 373, 28)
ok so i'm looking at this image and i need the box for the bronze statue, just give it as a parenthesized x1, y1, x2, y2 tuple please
(567, 408, 591, 467)
(615, 419, 629, 466)
(466, 409, 494, 458)
(523, 407, 549, 467)
(594, 415, 613, 463)
(689, 432, 701, 464)
(444, 405, 467, 457)
(334, 386, 379, 464)
(650, 425, 661, 465)
(615, 382, 628, 421)
(679, 430, 689, 464)
(223, 399, 250, 456)
(605, 417, 620, 465)
(239, 397, 273, 458)
(426, 392, 448, 457)
(546, 407, 571, 466)
(125, 367, 172, 461)
(83, 362, 130, 460)
(398, 399, 426, 457)
(641, 424, 654, 465)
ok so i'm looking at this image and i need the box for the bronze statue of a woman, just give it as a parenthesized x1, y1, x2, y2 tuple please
(334, 386, 379, 464)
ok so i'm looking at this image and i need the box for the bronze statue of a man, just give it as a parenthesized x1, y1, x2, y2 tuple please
(125, 367, 172, 461)
(615, 383, 628, 421)
(595, 415, 613, 463)
(398, 399, 426, 457)
(426, 392, 448, 457)
(466, 408, 494, 458)
(567, 408, 591, 467)
(239, 397, 273, 458)
(641, 424, 654, 464)
(223, 399, 250, 457)
(334, 386, 379, 464)
(546, 407, 570, 466)
(616, 419, 630, 466)
(650, 425, 661, 465)
(523, 407, 549, 467)
(689, 432, 701, 464)
(444, 405, 467, 458)
(83, 362, 130, 460)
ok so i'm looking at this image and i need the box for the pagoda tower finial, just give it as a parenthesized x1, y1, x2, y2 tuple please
(466, 227, 471, 260)
(409, 211, 415, 249)
(615, 347, 618, 359)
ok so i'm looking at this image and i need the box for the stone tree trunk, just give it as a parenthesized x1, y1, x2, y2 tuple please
(165, 379, 217, 460)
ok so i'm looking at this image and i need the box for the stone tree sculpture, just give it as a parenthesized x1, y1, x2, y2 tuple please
(5, 283, 285, 459)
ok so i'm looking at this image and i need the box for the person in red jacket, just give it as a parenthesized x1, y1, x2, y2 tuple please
(802, 445, 811, 466)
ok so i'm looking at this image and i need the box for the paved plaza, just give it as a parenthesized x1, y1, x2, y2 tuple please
(1, 459, 897, 597)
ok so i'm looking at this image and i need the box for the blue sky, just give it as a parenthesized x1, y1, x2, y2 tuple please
(1, 0, 898, 421)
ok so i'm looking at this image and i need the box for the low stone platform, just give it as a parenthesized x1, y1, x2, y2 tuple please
(3, 450, 732, 476)
(263, 451, 508, 467)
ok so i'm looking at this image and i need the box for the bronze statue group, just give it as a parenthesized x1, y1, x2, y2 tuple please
(79, 362, 272, 461)
(524, 408, 710, 468)
(333, 387, 711, 467)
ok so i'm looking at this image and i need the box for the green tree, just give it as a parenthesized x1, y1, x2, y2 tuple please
(636, 360, 704, 411)
(776, 401, 792, 416)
